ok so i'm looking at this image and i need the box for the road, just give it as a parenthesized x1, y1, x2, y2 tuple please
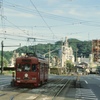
(0, 74, 77, 100)
(0, 75, 12, 89)
(1, 74, 100, 100)
(77, 74, 100, 100)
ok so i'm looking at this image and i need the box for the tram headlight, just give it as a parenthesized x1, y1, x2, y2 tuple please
(25, 73, 28, 77)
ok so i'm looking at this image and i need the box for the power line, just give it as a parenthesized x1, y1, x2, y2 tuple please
(30, 0, 55, 38)
(2, 16, 28, 34)
(0, 0, 6, 33)
(0, 32, 57, 42)
(4, 1, 100, 27)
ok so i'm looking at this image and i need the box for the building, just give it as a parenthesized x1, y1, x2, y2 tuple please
(10, 51, 19, 67)
(59, 37, 75, 67)
(92, 40, 100, 62)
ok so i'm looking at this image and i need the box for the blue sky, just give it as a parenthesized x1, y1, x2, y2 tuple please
(0, 0, 100, 51)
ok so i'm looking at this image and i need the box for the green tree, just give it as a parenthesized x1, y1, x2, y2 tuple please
(66, 60, 74, 72)
(3, 51, 13, 63)
(0, 56, 8, 67)
(0, 38, 92, 64)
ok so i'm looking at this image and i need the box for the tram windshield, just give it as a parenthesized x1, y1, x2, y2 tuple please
(17, 64, 31, 72)
(17, 64, 37, 72)
(23, 64, 30, 71)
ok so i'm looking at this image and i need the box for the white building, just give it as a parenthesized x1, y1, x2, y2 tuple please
(10, 51, 19, 67)
(59, 37, 75, 67)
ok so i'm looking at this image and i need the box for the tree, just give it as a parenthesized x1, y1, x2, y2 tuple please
(66, 60, 74, 72)
(0, 56, 8, 67)
(0, 38, 92, 65)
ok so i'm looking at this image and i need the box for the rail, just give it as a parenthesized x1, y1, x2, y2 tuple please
(52, 80, 71, 100)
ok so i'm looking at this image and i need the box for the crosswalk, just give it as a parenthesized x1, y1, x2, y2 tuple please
(75, 88, 98, 100)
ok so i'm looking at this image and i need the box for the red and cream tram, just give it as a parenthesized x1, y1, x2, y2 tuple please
(12, 53, 49, 87)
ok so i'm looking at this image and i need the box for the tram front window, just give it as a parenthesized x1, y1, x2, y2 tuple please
(17, 64, 22, 72)
(23, 64, 30, 71)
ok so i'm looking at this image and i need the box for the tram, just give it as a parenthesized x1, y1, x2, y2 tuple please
(11, 53, 49, 87)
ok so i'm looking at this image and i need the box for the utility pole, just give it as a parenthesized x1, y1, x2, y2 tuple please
(1, 41, 3, 74)
(0, 41, 21, 74)
(76, 48, 78, 65)
(48, 45, 50, 67)
(48, 45, 51, 74)
(27, 37, 36, 53)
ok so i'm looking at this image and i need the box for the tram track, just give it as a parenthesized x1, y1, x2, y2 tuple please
(52, 80, 71, 100)
(27, 78, 63, 100)
(0, 76, 73, 100)
(9, 88, 31, 100)
(0, 76, 55, 100)
(29, 77, 71, 100)
(0, 86, 30, 100)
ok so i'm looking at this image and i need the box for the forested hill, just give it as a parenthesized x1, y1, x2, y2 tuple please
(68, 38, 92, 57)
(1, 38, 92, 63)
(15, 38, 92, 58)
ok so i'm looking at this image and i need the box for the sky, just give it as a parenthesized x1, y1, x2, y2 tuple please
(0, 0, 100, 51)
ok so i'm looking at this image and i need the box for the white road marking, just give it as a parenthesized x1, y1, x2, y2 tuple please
(85, 80, 88, 84)
(75, 88, 98, 100)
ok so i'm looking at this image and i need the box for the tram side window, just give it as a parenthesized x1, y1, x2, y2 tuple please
(17, 64, 22, 72)
(32, 64, 37, 71)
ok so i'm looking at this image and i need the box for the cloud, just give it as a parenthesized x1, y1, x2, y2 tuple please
(68, 9, 85, 17)
(4, 8, 36, 18)
(95, 11, 100, 16)
(51, 9, 65, 16)
(47, 0, 58, 5)
(13, 13, 35, 18)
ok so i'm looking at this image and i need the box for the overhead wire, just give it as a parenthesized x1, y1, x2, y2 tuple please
(0, 16, 57, 44)
(0, 36, 56, 43)
(29, 0, 55, 39)
(1, 1, 59, 42)
(1, 0, 100, 43)
(4, 1, 100, 23)
(0, 31, 57, 42)
(4, 1, 100, 28)
(1, 16, 28, 34)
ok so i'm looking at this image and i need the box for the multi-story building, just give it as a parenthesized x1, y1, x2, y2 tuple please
(10, 51, 19, 67)
(92, 40, 100, 62)
(59, 37, 75, 67)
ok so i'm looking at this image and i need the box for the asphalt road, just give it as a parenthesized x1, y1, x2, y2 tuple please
(0, 74, 77, 100)
(0, 75, 12, 87)
(1, 74, 100, 100)
(79, 74, 100, 100)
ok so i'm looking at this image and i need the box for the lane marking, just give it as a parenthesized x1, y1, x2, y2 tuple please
(75, 88, 98, 100)
(85, 80, 88, 84)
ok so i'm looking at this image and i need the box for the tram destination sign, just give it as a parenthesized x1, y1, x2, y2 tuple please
(22, 59, 31, 62)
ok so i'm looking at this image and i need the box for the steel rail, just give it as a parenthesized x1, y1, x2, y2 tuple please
(10, 88, 30, 100)
(34, 77, 69, 100)
(52, 80, 71, 100)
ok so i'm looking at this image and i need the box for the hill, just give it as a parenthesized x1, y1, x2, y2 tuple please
(0, 38, 92, 64)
